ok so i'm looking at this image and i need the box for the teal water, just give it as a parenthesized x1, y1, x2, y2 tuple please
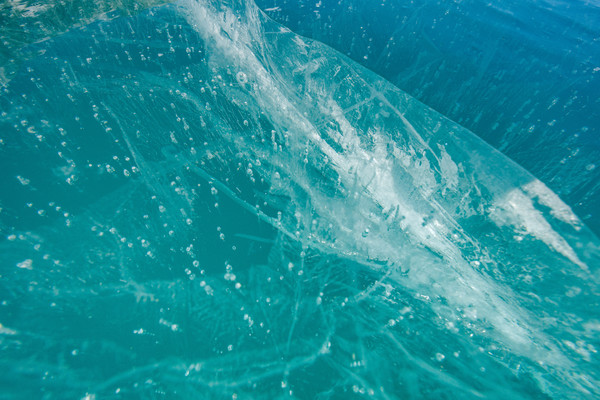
(1, 0, 599, 399)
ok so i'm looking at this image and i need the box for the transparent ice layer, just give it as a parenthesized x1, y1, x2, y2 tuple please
(0, 1, 598, 398)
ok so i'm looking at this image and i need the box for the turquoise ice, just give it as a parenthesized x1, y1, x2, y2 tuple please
(0, 0, 599, 398)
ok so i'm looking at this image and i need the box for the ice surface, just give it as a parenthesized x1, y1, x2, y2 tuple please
(0, 0, 599, 399)
(255, 0, 600, 236)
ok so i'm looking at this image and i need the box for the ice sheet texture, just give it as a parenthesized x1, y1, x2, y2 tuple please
(0, 0, 599, 399)
(256, 0, 600, 236)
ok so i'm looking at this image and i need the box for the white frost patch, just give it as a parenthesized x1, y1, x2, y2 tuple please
(8, 0, 50, 18)
(522, 180, 582, 230)
(493, 188, 586, 269)
(16, 259, 33, 270)
(392, 145, 437, 198)
(16, 175, 30, 185)
(438, 144, 458, 193)
(293, 36, 308, 50)
(0, 323, 17, 335)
